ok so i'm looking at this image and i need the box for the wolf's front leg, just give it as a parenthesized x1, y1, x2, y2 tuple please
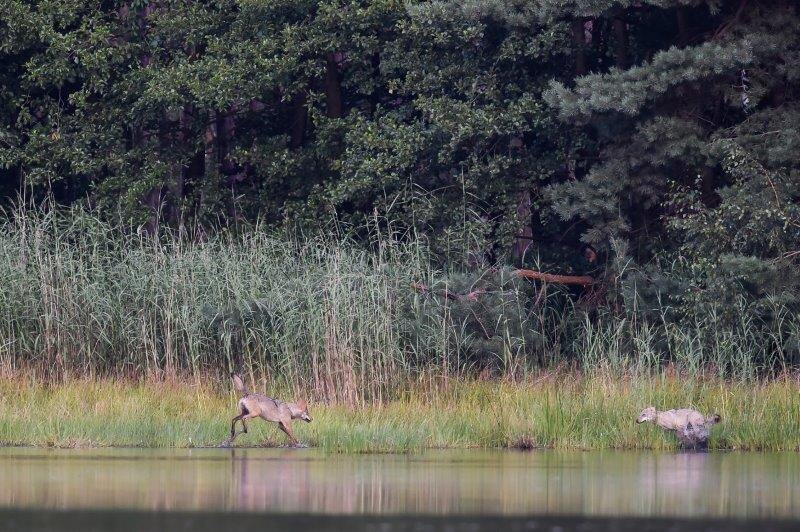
(278, 421, 298, 445)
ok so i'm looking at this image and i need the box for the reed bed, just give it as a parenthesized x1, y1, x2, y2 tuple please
(0, 373, 796, 452)
(0, 207, 798, 407)
(0, 207, 438, 403)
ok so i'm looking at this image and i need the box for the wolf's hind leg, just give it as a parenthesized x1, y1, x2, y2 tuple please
(230, 404, 253, 441)
(230, 414, 257, 442)
(230, 414, 244, 440)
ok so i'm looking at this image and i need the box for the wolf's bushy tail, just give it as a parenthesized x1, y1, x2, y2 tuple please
(232, 374, 249, 396)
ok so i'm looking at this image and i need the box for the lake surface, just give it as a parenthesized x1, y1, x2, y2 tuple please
(0, 448, 798, 531)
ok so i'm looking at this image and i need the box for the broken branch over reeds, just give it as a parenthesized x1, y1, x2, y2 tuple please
(410, 269, 595, 302)
(513, 269, 595, 286)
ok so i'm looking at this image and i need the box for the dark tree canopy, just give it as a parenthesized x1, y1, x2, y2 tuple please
(1, 0, 798, 300)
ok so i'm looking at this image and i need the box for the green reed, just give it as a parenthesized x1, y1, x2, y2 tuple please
(0, 206, 797, 407)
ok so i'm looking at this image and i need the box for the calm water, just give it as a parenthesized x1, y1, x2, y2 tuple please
(0, 448, 798, 530)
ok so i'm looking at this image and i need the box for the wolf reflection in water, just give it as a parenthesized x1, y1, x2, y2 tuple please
(2, 449, 796, 519)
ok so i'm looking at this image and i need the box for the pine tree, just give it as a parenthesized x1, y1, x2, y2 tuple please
(543, 2, 799, 284)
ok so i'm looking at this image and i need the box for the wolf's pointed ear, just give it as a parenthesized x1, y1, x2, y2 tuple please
(297, 399, 307, 411)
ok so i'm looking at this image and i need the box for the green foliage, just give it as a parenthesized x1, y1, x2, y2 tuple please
(0, 0, 571, 251)
(543, 2, 800, 334)
(1, 1, 799, 375)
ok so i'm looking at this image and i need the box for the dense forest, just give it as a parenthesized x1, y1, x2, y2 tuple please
(1, 1, 798, 384)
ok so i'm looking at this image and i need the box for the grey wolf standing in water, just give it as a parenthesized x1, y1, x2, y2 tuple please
(636, 407, 721, 449)
(227, 374, 312, 446)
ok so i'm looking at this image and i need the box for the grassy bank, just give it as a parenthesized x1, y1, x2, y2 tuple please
(0, 374, 797, 452)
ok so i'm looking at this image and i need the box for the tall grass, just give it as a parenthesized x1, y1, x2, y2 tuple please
(0, 207, 798, 405)
(0, 207, 444, 403)
(0, 373, 797, 451)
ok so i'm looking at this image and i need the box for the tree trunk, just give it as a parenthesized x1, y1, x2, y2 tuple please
(290, 92, 308, 149)
(571, 19, 587, 76)
(512, 189, 533, 264)
(676, 7, 690, 48)
(143, 187, 162, 235)
(612, 12, 629, 69)
(163, 108, 184, 228)
(368, 53, 381, 116)
(325, 53, 343, 119)
(217, 109, 236, 176)
(204, 114, 217, 180)
(138, 2, 161, 233)
(185, 140, 205, 220)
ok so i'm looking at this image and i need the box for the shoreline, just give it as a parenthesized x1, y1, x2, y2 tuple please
(1, 374, 797, 452)
(0, 444, 797, 453)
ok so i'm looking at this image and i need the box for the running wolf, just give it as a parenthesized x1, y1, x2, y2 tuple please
(227, 374, 312, 445)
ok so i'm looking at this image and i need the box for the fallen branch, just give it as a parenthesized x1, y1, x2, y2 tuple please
(513, 269, 595, 286)
(411, 268, 594, 302)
